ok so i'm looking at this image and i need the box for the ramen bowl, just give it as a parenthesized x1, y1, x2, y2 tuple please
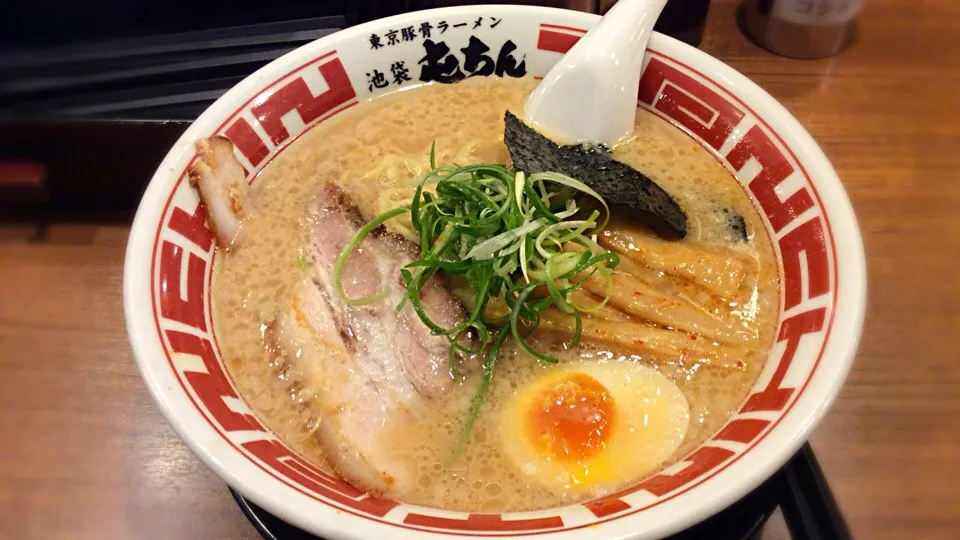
(123, 5, 866, 539)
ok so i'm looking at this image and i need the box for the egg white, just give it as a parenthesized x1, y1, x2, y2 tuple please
(499, 360, 690, 495)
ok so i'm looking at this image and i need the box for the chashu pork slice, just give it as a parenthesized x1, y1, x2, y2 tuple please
(289, 183, 470, 497)
(263, 278, 345, 437)
(189, 134, 472, 494)
(188, 136, 248, 247)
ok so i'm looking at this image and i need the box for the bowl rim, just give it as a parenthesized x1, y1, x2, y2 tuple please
(124, 5, 867, 540)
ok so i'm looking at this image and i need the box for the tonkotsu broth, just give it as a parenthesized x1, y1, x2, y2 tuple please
(212, 77, 779, 512)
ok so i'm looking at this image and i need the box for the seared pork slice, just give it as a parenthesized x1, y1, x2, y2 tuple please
(302, 183, 470, 496)
(188, 136, 248, 247)
(260, 279, 343, 440)
(266, 279, 346, 399)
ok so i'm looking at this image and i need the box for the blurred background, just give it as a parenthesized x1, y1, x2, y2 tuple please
(0, 0, 717, 213)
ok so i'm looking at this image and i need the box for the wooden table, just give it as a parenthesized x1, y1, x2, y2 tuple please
(1, 1, 958, 538)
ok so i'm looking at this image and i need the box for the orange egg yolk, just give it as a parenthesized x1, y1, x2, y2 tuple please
(526, 372, 615, 462)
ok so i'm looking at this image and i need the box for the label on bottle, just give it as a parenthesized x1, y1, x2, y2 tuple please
(772, 0, 863, 26)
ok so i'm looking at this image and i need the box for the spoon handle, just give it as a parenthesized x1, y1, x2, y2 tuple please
(525, 0, 667, 146)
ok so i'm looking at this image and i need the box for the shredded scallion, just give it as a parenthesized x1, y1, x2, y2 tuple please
(335, 144, 619, 445)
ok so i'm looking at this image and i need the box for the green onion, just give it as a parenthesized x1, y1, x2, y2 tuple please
(296, 252, 311, 270)
(333, 206, 409, 306)
(335, 145, 620, 446)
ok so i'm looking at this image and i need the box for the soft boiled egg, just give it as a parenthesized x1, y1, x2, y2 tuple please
(499, 360, 690, 495)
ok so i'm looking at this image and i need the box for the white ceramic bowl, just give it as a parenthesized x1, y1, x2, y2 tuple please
(124, 6, 866, 539)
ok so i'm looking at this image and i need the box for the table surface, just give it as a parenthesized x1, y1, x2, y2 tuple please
(2, 1, 958, 538)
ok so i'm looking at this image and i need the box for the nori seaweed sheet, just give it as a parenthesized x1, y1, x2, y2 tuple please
(503, 111, 688, 239)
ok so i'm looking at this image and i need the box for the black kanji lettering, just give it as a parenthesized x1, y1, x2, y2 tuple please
(401, 26, 416, 42)
(489, 17, 502, 29)
(473, 17, 483, 29)
(494, 40, 527, 78)
(417, 40, 465, 84)
(369, 33, 383, 50)
(366, 69, 389, 91)
(419, 21, 433, 38)
(438, 21, 449, 34)
(461, 36, 495, 77)
(390, 61, 412, 85)
(385, 29, 399, 46)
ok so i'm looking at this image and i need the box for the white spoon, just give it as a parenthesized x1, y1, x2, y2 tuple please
(524, 0, 668, 147)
